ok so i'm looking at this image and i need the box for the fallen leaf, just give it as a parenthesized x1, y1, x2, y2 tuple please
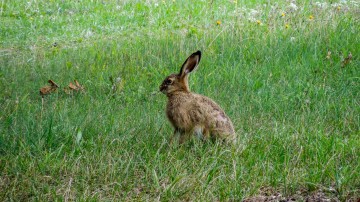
(341, 52, 352, 68)
(68, 82, 78, 90)
(48, 80, 58, 87)
(75, 80, 83, 89)
(68, 80, 84, 92)
(40, 80, 59, 97)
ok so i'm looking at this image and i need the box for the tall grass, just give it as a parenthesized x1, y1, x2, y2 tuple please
(0, 0, 359, 201)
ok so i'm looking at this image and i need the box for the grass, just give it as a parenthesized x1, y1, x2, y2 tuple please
(1, 0, 359, 201)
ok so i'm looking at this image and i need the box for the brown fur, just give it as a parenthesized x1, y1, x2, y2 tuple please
(159, 51, 236, 144)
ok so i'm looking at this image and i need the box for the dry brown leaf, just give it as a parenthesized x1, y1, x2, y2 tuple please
(48, 80, 59, 87)
(67, 80, 84, 92)
(74, 80, 84, 90)
(341, 52, 352, 68)
(68, 82, 78, 90)
(40, 80, 59, 97)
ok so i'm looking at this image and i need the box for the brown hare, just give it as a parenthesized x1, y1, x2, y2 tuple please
(159, 51, 236, 144)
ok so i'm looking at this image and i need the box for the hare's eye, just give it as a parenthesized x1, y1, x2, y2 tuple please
(165, 79, 172, 85)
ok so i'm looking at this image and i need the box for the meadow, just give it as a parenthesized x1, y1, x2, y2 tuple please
(0, 0, 359, 201)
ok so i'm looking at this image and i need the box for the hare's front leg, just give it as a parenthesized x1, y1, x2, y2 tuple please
(169, 128, 191, 145)
(169, 128, 182, 145)
(179, 130, 192, 144)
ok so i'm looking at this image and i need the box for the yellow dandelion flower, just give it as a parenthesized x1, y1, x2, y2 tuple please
(281, 12, 285, 17)
(256, 20, 261, 25)
(337, 6, 341, 11)
(309, 15, 314, 20)
(216, 20, 221, 25)
(285, 24, 289, 29)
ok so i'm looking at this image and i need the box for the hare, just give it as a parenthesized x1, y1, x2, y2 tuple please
(159, 51, 236, 144)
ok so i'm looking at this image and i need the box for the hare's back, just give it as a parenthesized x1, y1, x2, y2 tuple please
(193, 94, 235, 134)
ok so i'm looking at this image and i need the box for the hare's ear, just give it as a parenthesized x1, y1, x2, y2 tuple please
(179, 50, 201, 78)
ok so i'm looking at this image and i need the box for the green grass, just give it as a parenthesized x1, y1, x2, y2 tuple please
(1, 0, 359, 201)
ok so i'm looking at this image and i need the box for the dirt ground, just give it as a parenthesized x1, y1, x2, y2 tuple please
(242, 187, 359, 202)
